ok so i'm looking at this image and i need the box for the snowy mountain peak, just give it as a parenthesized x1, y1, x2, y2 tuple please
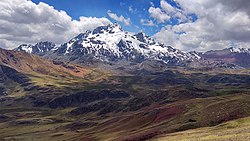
(15, 44, 34, 53)
(51, 23, 200, 65)
(14, 24, 202, 66)
(92, 23, 123, 35)
(204, 47, 250, 56)
(228, 47, 250, 53)
(14, 41, 56, 56)
(134, 32, 156, 45)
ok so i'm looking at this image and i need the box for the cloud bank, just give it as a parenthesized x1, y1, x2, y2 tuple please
(0, 0, 111, 49)
(107, 10, 131, 26)
(1, 0, 249, 52)
(153, 0, 250, 51)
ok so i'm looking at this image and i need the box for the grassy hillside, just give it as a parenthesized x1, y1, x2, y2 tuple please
(152, 117, 250, 141)
(0, 93, 250, 141)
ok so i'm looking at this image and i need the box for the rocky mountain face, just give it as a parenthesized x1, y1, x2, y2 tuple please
(201, 47, 250, 68)
(14, 41, 56, 56)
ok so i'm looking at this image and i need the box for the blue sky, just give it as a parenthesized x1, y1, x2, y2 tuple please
(31, 0, 179, 35)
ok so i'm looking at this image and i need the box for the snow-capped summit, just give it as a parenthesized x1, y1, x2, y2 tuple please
(202, 47, 250, 68)
(204, 47, 250, 56)
(228, 47, 250, 54)
(52, 23, 200, 65)
(15, 44, 34, 54)
(134, 32, 157, 45)
(14, 41, 56, 56)
(92, 23, 123, 34)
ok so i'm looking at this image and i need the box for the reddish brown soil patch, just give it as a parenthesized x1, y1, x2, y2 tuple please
(80, 137, 96, 141)
(121, 131, 162, 141)
(154, 105, 185, 123)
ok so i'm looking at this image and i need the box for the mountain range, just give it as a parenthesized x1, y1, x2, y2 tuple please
(14, 24, 250, 70)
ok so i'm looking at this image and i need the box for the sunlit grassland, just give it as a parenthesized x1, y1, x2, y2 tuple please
(152, 117, 250, 141)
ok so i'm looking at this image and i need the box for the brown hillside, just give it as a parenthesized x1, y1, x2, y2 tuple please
(0, 48, 88, 77)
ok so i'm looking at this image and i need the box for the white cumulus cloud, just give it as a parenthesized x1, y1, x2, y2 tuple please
(128, 6, 137, 14)
(153, 0, 250, 51)
(140, 19, 155, 26)
(148, 7, 170, 23)
(160, 0, 176, 13)
(0, 0, 111, 49)
(107, 10, 131, 26)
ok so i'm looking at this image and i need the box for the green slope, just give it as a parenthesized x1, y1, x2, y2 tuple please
(152, 117, 250, 141)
